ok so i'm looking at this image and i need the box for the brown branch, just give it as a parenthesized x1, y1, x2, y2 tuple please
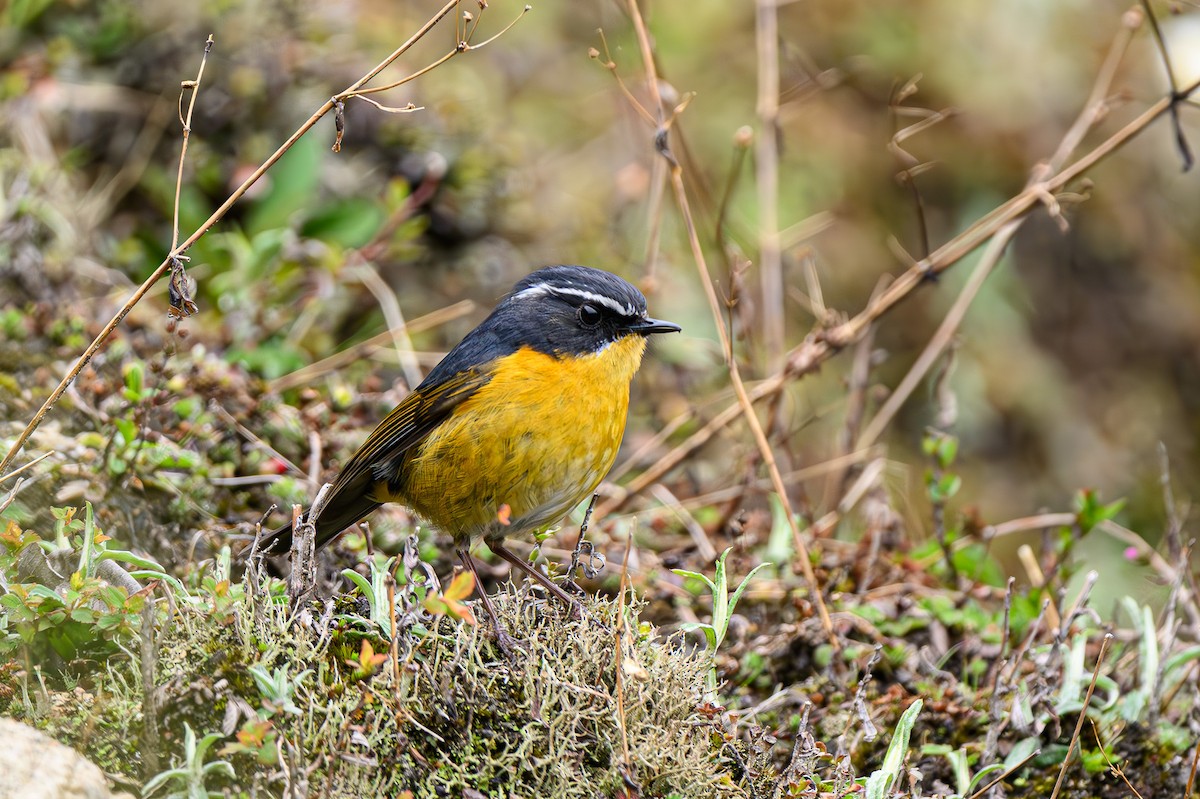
(267, 300, 474, 393)
(171, 35, 213, 252)
(602, 12, 1183, 519)
(1048, 633, 1113, 799)
(755, 0, 786, 367)
(600, 70, 1200, 516)
(822, 75, 1200, 356)
(623, 0, 838, 649)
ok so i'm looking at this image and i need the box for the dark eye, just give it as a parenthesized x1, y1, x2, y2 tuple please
(577, 303, 603, 328)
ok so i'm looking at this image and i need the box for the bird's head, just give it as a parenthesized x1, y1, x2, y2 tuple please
(493, 264, 681, 357)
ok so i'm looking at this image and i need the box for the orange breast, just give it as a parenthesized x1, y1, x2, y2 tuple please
(383, 335, 647, 543)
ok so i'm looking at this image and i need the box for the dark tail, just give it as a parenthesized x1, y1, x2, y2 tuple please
(254, 491, 382, 556)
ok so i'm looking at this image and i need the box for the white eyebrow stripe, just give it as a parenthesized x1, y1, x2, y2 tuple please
(513, 283, 637, 317)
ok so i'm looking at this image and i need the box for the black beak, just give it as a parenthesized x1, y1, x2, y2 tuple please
(625, 316, 682, 335)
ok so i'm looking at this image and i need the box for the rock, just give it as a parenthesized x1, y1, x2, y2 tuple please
(0, 717, 121, 799)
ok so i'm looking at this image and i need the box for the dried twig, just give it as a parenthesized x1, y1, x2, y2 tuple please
(171, 36, 213, 253)
(269, 300, 474, 393)
(1048, 633, 1113, 799)
(613, 531, 639, 793)
(621, 0, 838, 649)
(965, 745, 1040, 799)
(755, 0, 785, 367)
(0, 452, 52, 485)
(139, 595, 160, 780)
(1091, 719, 1144, 799)
(1138, 0, 1193, 171)
(1186, 735, 1200, 799)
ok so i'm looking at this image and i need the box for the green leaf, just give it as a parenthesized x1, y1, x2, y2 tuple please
(937, 474, 961, 499)
(245, 135, 322, 235)
(952, 544, 1004, 588)
(936, 436, 958, 469)
(1003, 736, 1040, 771)
(113, 417, 138, 446)
(763, 493, 794, 568)
(865, 699, 922, 799)
(1073, 489, 1125, 534)
(97, 550, 164, 570)
(342, 569, 374, 599)
(300, 198, 385, 248)
(726, 562, 771, 627)
(967, 763, 1008, 793)
(670, 568, 715, 593)
(6, 0, 55, 29)
(122, 361, 144, 401)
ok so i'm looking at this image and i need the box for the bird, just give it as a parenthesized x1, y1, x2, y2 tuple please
(255, 264, 680, 628)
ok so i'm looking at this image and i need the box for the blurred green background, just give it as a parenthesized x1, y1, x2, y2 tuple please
(2, 0, 1198, 610)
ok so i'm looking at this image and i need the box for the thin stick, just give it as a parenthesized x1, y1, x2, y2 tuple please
(613, 530, 636, 788)
(1185, 734, 1200, 799)
(271, 300, 473, 392)
(819, 76, 1200, 355)
(1048, 633, 1113, 799)
(650, 484, 717, 562)
(621, 0, 838, 647)
(346, 261, 423, 389)
(0, 452, 52, 484)
(965, 746, 1040, 799)
(171, 36, 213, 252)
(858, 15, 1137, 448)
(0, 0, 462, 477)
(598, 374, 786, 516)
(679, 152, 840, 636)
(138, 593, 160, 780)
(1017, 544, 1062, 631)
(209, 403, 305, 479)
(1090, 719, 1145, 799)
(856, 220, 1016, 448)
(755, 0, 785, 367)
(1138, 0, 1193, 170)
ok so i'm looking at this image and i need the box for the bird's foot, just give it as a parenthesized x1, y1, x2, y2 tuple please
(489, 623, 528, 658)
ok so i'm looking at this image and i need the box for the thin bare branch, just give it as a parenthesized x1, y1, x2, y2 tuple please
(1049, 634, 1114, 799)
(171, 35, 213, 252)
(622, 0, 838, 648)
(756, 0, 786, 367)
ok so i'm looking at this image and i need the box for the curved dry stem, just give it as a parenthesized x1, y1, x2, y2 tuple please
(172, 35, 213, 252)
(624, 0, 838, 648)
(345, 4, 530, 99)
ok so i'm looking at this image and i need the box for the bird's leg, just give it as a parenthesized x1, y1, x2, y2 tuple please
(488, 541, 586, 621)
(564, 493, 604, 595)
(456, 547, 521, 655)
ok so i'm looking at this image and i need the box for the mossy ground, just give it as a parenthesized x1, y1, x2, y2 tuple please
(4, 569, 739, 798)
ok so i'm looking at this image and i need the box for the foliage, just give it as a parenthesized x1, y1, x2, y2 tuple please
(674, 547, 771, 692)
(142, 723, 235, 799)
(0, 505, 150, 663)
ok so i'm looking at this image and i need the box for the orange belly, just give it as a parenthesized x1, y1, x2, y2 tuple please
(379, 335, 647, 543)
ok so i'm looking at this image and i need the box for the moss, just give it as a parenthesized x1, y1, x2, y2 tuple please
(296, 589, 737, 797)
(25, 577, 740, 797)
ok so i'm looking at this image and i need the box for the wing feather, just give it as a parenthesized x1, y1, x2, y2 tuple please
(254, 367, 492, 555)
(334, 368, 491, 493)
